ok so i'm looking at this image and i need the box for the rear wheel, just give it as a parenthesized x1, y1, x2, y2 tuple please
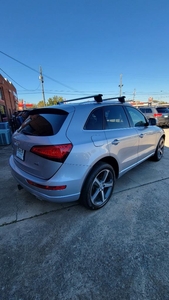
(80, 162, 115, 210)
(152, 137, 165, 161)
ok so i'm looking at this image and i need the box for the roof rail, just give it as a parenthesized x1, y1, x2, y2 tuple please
(64, 94, 125, 104)
(102, 96, 126, 103)
(64, 94, 103, 103)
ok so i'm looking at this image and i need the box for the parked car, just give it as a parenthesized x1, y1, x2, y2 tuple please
(139, 106, 169, 127)
(9, 95, 165, 210)
(156, 107, 169, 127)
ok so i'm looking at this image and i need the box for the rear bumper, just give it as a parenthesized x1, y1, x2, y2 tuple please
(157, 118, 169, 127)
(9, 155, 81, 203)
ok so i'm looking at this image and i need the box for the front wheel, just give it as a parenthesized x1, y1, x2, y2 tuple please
(152, 137, 165, 161)
(80, 162, 115, 210)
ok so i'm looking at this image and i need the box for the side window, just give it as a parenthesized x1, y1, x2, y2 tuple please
(84, 108, 103, 130)
(126, 106, 147, 127)
(139, 108, 146, 113)
(104, 105, 129, 129)
(146, 108, 152, 113)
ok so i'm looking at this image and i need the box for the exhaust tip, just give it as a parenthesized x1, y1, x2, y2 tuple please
(18, 184, 23, 191)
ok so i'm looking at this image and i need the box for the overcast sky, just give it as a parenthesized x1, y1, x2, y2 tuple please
(1, 0, 169, 104)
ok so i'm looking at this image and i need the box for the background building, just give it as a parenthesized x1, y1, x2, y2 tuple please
(18, 100, 33, 111)
(0, 74, 18, 122)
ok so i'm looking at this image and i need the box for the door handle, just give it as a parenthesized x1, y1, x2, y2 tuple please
(139, 134, 144, 138)
(112, 139, 119, 145)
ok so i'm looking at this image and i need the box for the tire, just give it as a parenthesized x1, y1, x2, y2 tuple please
(152, 137, 165, 161)
(80, 162, 115, 210)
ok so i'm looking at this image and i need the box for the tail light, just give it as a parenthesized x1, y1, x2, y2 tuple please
(30, 143, 73, 162)
(154, 113, 162, 117)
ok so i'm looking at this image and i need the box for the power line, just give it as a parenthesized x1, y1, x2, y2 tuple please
(0, 67, 40, 91)
(0, 67, 30, 90)
(17, 90, 169, 97)
(0, 50, 39, 73)
(0, 50, 77, 91)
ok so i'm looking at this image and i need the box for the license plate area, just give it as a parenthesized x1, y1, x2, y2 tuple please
(16, 147, 25, 161)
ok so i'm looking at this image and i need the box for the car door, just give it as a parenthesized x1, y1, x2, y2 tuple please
(125, 106, 157, 162)
(104, 105, 139, 177)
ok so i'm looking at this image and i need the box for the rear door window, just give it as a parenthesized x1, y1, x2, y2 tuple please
(139, 108, 146, 113)
(139, 108, 152, 113)
(104, 105, 129, 129)
(84, 105, 130, 130)
(146, 108, 153, 113)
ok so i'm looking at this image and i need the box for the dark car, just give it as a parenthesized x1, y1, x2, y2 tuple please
(139, 106, 169, 127)
(156, 107, 169, 127)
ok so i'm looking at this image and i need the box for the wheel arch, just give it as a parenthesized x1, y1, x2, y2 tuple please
(99, 156, 119, 178)
(81, 156, 119, 194)
(162, 133, 165, 141)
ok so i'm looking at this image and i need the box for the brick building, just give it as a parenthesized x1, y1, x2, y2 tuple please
(0, 74, 18, 122)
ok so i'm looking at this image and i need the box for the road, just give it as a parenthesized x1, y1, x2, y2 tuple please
(0, 129, 169, 300)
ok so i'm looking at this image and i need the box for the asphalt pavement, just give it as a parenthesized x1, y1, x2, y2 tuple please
(0, 129, 169, 300)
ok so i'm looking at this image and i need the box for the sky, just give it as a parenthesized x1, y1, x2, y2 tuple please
(1, 0, 169, 104)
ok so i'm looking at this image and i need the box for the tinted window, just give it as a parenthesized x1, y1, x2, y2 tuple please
(84, 108, 103, 130)
(126, 106, 147, 127)
(139, 108, 152, 113)
(139, 108, 146, 113)
(156, 107, 169, 113)
(146, 108, 153, 113)
(104, 105, 129, 129)
(18, 109, 68, 136)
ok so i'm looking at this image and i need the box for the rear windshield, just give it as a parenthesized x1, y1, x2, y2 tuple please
(156, 107, 169, 113)
(18, 108, 68, 136)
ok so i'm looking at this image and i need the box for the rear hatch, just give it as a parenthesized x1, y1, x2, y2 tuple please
(12, 107, 74, 180)
(156, 107, 169, 123)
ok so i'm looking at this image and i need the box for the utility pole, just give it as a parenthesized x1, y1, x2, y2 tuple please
(133, 89, 136, 101)
(39, 66, 46, 106)
(118, 74, 123, 96)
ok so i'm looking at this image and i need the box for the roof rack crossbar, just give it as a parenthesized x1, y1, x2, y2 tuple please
(65, 94, 103, 103)
(102, 96, 126, 103)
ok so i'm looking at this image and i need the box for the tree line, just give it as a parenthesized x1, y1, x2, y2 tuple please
(35, 96, 64, 108)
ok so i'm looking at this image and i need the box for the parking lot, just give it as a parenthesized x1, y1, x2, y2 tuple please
(1, 129, 169, 300)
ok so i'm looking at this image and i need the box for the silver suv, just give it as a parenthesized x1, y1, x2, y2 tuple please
(9, 95, 165, 210)
(139, 106, 169, 127)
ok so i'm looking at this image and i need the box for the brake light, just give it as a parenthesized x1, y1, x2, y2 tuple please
(30, 143, 73, 162)
(154, 113, 162, 117)
(27, 179, 66, 190)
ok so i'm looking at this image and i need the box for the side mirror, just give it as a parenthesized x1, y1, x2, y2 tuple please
(149, 118, 157, 126)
